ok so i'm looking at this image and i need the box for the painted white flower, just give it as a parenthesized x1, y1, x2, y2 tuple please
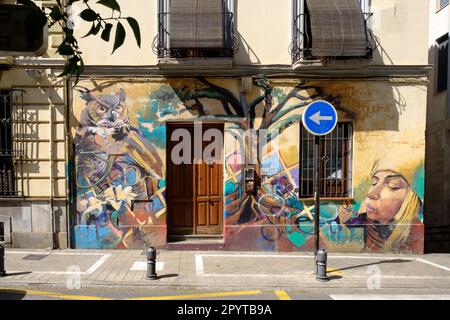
(105, 185, 137, 210)
(81, 197, 104, 223)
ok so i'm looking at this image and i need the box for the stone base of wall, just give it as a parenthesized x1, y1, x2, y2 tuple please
(0, 200, 68, 249)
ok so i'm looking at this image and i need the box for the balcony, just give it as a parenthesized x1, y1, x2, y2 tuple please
(154, 0, 238, 69)
(291, 0, 374, 66)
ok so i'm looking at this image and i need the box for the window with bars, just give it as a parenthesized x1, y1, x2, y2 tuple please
(437, 34, 448, 93)
(299, 122, 353, 198)
(0, 90, 24, 198)
(291, 0, 373, 63)
(0, 90, 15, 197)
(155, 0, 237, 59)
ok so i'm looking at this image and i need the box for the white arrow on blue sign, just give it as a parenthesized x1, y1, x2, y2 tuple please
(302, 100, 338, 136)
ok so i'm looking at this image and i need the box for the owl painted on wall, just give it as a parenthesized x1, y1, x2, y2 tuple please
(75, 88, 164, 184)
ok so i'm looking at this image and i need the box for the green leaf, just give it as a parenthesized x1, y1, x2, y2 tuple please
(49, 5, 63, 21)
(101, 23, 113, 42)
(126, 17, 141, 48)
(79, 9, 98, 22)
(82, 22, 101, 38)
(56, 43, 74, 55)
(112, 21, 126, 54)
(17, 0, 38, 7)
(59, 60, 77, 77)
(97, 0, 121, 12)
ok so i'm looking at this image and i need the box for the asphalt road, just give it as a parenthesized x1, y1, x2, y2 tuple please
(2, 285, 450, 300)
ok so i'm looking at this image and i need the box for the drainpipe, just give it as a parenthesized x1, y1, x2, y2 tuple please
(49, 88, 57, 249)
(64, 77, 73, 249)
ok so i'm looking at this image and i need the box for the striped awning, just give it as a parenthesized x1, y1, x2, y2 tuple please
(170, 0, 224, 49)
(305, 0, 368, 57)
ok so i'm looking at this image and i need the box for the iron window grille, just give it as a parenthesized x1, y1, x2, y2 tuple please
(437, 34, 448, 93)
(0, 90, 25, 198)
(291, 0, 374, 63)
(154, 0, 238, 59)
(299, 122, 353, 198)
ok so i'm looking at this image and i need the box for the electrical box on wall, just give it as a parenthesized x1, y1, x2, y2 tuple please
(0, 4, 48, 57)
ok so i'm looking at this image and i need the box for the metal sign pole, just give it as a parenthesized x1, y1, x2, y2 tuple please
(314, 135, 320, 257)
(303, 100, 336, 281)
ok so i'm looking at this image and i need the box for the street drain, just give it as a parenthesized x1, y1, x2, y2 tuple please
(22, 254, 48, 261)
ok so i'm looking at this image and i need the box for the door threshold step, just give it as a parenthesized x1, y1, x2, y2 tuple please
(168, 235, 223, 242)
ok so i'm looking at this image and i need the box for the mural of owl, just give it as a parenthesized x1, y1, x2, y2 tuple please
(75, 88, 164, 193)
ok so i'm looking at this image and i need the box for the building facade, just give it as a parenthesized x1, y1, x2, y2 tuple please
(425, 0, 450, 252)
(1, 0, 430, 253)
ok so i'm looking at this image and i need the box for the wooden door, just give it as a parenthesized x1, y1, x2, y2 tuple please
(166, 123, 223, 236)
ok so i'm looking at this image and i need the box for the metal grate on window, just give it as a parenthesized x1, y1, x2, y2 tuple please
(0, 90, 24, 197)
(291, 0, 373, 63)
(300, 122, 352, 198)
(155, 0, 238, 58)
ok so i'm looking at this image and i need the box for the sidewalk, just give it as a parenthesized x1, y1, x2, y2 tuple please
(2, 248, 450, 291)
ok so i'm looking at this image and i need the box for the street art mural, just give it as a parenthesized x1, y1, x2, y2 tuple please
(71, 78, 425, 253)
(73, 88, 166, 249)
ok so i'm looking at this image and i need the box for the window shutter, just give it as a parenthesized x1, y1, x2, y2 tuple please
(305, 0, 368, 57)
(170, 0, 224, 49)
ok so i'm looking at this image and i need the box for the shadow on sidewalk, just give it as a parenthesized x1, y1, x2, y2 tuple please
(331, 259, 412, 273)
(157, 273, 179, 279)
(1, 272, 32, 277)
(0, 289, 27, 300)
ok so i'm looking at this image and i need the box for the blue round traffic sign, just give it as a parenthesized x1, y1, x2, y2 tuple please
(302, 100, 338, 136)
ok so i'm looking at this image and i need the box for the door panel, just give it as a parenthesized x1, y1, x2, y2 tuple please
(167, 123, 223, 236)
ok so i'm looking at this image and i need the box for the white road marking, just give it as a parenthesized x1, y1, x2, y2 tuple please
(194, 254, 450, 278)
(195, 255, 205, 276)
(330, 294, 450, 300)
(130, 261, 165, 272)
(85, 254, 111, 275)
(416, 258, 450, 272)
(4, 252, 111, 275)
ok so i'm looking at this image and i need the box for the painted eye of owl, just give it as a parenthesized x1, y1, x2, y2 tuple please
(96, 105, 107, 113)
(116, 105, 124, 114)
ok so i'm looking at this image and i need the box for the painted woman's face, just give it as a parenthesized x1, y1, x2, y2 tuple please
(365, 170, 409, 224)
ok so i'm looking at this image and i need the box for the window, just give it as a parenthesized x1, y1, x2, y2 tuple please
(156, 0, 236, 59)
(0, 90, 24, 198)
(292, 0, 372, 63)
(437, 34, 448, 93)
(0, 90, 15, 197)
(438, 0, 449, 11)
(299, 122, 353, 198)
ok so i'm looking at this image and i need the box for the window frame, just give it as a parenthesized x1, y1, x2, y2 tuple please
(436, 0, 449, 13)
(299, 121, 354, 199)
(156, 0, 236, 59)
(0, 89, 24, 198)
(436, 33, 449, 94)
(291, 0, 373, 63)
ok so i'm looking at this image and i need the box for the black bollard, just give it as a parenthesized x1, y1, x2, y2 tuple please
(146, 247, 158, 280)
(0, 243, 6, 277)
(315, 249, 329, 282)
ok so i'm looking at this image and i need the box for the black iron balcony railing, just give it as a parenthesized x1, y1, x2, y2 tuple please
(290, 11, 375, 64)
(154, 11, 238, 59)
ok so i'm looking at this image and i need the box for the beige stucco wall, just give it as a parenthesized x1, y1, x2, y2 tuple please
(370, 0, 429, 66)
(0, 69, 67, 198)
(72, 0, 429, 67)
(75, 0, 159, 66)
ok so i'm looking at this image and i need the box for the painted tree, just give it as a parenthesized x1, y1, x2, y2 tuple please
(173, 77, 347, 223)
